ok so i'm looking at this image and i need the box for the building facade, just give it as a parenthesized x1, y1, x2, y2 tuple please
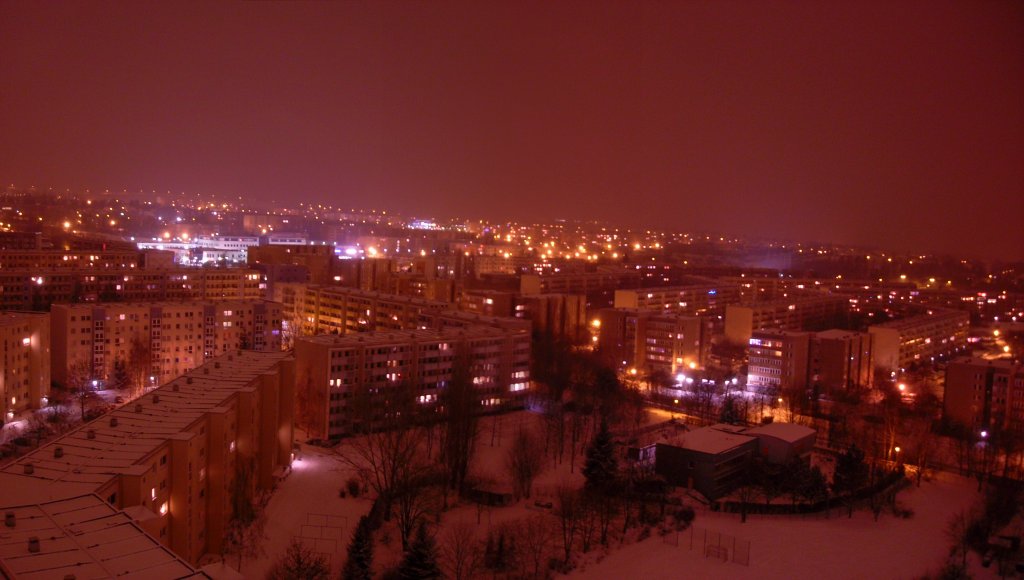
(868, 309, 970, 373)
(0, 312, 50, 422)
(944, 357, 1024, 435)
(51, 300, 282, 388)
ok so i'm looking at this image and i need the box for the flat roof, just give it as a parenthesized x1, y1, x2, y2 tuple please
(666, 425, 755, 455)
(745, 422, 816, 444)
(0, 494, 207, 580)
(0, 351, 291, 492)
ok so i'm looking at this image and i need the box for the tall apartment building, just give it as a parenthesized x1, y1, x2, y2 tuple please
(0, 312, 50, 422)
(944, 358, 1024, 435)
(0, 351, 295, 567)
(811, 329, 874, 393)
(868, 309, 970, 373)
(724, 293, 848, 345)
(613, 281, 742, 317)
(51, 300, 282, 388)
(295, 323, 531, 438)
(746, 330, 812, 394)
(460, 289, 587, 341)
(596, 309, 710, 375)
(0, 267, 262, 310)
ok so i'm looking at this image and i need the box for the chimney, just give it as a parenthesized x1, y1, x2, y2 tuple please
(135, 404, 143, 413)
(153, 395, 160, 404)
(87, 429, 96, 439)
(23, 464, 34, 475)
(28, 536, 40, 553)
(4, 512, 14, 528)
(54, 447, 63, 459)
(110, 417, 119, 427)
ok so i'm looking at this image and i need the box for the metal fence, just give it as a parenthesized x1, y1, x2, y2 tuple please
(662, 525, 750, 566)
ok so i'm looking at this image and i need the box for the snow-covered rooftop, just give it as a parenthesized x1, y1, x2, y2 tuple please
(667, 425, 756, 455)
(745, 422, 816, 443)
(0, 494, 207, 579)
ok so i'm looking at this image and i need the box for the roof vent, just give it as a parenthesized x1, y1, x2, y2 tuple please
(215, 362, 221, 368)
(5, 512, 15, 528)
(110, 417, 119, 427)
(64, 575, 77, 580)
(187, 377, 194, 384)
(87, 429, 96, 439)
(228, 354, 234, 361)
(23, 464, 34, 475)
(54, 447, 63, 459)
(28, 536, 40, 553)
(153, 395, 160, 404)
(135, 404, 143, 413)
(172, 383, 180, 392)
(204, 368, 210, 375)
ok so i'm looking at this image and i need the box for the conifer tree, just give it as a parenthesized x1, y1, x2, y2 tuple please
(583, 419, 618, 492)
(397, 523, 441, 580)
(342, 516, 374, 580)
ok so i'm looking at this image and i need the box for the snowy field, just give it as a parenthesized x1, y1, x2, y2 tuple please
(574, 472, 988, 580)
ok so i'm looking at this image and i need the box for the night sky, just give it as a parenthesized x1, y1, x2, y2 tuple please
(1, 1, 1021, 260)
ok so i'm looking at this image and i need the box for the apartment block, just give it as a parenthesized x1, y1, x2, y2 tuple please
(0, 248, 174, 270)
(613, 281, 742, 317)
(519, 270, 642, 296)
(461, 289, 587, 341)
(868, 309, 970, 373)
(293, 285, 449, 335)
(746, 330, 812, 394)
(0, 351, 295, 567)
(811, 329, 874, 393)
(295, 323, 531, 438)
(944, 357, 1024, 435)
(0, 312, 50, 422)
(51, 300, 282, 388)
(596, 308, 710, 375)
(0, 267, 262, 311)
(724, 293, 848, 345)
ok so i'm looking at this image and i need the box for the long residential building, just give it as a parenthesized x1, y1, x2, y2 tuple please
(0, 351, 295, 568)
(295, 321, 531, 439)
(868, 309, 970, 373)
(292, 285, 449, 335)
(612, 281, 743, 317)
(0, 312, 50, 422)
(724, 293, 848, 345)
(0, 494, 209, 579)
(0, 247, 174, 270)
(460, 289, 587, 341)
(50, 300, 282, 388)
(0, 267, 262, 310)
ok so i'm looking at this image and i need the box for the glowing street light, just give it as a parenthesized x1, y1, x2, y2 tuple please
(898, 383, 906, 392)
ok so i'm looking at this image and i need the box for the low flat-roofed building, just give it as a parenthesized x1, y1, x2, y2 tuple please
(744, 422, 817, 464)
(0, 494, 209, 580)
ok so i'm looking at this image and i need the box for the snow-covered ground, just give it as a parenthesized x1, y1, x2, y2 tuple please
(237, 441, 372, 578)
(574, 472, 985, 580)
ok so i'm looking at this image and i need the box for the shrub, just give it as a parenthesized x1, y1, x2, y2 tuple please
(347, 477, 361, 498)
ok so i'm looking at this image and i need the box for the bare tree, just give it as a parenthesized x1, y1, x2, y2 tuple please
(555, 486, 581, 565)
(946, 509, 973, 571)
(506, 427, 546, 500)
(393, 472, 439, 550)
(513, 515, 554, 580)
(222, 456, 267, 571)
(340, 382, 428, 522)
(126, 336, 152, 399)
(439, 352, 479, 499)
(441, 521, 484, 580)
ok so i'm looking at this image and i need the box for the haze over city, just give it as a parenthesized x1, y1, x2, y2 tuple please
(1, 2, 1023, 580)
(1, 1, 1021, 260)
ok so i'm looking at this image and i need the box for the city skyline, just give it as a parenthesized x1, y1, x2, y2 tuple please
(1, 1, 1021, 260)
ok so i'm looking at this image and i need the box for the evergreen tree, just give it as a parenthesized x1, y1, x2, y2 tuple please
(397, 523, 441, 580)
(832, 444, 869, 517)
(342, 516, 374, 580)
(583, 419, 618, 492)
(110, 358, 129, 390)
